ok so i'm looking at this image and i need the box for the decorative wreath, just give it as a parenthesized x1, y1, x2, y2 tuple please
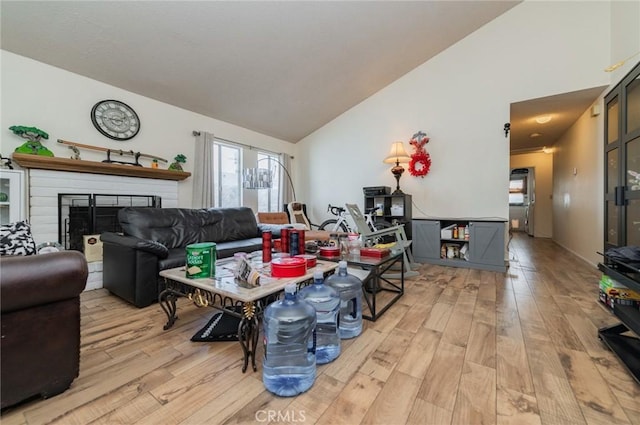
(408, 150, 431, 177)
(408, 131, 431, 177)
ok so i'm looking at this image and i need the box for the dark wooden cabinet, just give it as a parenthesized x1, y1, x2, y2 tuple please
(604, 61, 640, 250)
(364, 193, 412, 239)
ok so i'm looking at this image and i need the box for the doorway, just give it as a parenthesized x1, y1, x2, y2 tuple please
(509, 86, 606, 240)
(509, 168, 535, 236)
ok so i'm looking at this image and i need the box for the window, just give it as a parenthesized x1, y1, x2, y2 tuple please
(257, 152, 282, 212)
(213, 143, 241, 207)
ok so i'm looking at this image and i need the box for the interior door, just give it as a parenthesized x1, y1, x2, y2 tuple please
(525, 168, 535, 236)
(509, 168, 535, 235)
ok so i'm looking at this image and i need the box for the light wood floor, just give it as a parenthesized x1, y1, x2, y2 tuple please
(3, 233, 640, 425)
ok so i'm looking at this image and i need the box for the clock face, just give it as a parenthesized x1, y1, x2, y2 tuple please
(91, 100, 140, 140)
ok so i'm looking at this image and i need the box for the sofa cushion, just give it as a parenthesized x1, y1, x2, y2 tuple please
(215, 238, 263, 259)
(118, 207, 261, 249)
(257, 223, 305, 237)
(158, 248, 190, 271)
(158, 238, 263, 271)
(0, 220, 37, 256)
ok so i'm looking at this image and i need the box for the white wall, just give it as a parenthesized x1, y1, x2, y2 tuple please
(510, 153, 553, 238)
(0, 51, 295, 210)
(609, 0, 640, 81)
(553, 101, 604, 266)
(297, 1, 612, 227)
(549, 0, 639, 267)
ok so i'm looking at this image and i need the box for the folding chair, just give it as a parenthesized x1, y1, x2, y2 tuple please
(287, 202, 317, 230)
(345, 203, 419, 278)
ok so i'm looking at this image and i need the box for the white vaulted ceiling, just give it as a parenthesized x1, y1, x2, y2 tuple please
(1, 1, 520, 142)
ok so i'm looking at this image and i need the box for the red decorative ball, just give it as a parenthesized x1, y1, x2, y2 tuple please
(409, 151, 431, 177)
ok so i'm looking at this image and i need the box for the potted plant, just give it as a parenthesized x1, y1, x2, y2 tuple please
(168, 154, 186, 171)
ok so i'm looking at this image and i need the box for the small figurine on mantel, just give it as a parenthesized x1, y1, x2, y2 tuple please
(10, 125, 55, 157)
(0, 155, 13, 169)
(168, 154, 186, 171)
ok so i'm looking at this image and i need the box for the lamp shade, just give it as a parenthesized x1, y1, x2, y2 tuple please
(383, 142, 411, 164)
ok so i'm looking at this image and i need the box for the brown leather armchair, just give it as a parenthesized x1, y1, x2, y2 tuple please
(0, 251, 88, 409)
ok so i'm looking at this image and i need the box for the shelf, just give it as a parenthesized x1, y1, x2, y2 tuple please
(441, 238, 470, 243)
(598, 261, 640, 385)
(598, 263, 640, 293)
(364, 192, 412, 240)
(598, 323, 640, 385)
(11, 153, 191, 181)
(615, 304, 640, 336)
(440, 257, 467, 263)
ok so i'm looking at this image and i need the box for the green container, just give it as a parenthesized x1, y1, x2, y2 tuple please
(186, 242, 216, 279)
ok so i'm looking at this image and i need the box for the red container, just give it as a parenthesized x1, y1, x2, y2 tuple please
(319, 246, 340, 257)
(262, 230, 272, 263)
(360, 248, 391, 258)
(280, 228, 290, 254)
(295, 254, 317, 268)
(271, 257, 307, 278)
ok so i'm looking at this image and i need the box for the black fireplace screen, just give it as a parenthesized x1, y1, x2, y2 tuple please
(58, 194, 161, 251)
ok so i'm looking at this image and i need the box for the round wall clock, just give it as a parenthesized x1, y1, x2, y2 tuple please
(91, 100, 140, 140)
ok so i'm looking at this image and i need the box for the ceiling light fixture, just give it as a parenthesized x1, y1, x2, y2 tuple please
(530, 132, 542, 138)
(535, 115, 552, 124)
(542, 147, 554, 154)
(605, 50, 640, 72)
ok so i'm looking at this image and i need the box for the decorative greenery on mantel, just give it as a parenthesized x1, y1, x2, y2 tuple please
(11, 153, 191, 181)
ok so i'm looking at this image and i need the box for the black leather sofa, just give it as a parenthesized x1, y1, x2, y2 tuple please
(101, 207, 263, 308)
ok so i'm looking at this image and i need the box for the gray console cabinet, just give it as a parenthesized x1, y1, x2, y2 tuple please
(412, 218, 507, 272)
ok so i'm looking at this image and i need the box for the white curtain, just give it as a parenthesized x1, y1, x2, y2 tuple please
(192, 131, 215, 208)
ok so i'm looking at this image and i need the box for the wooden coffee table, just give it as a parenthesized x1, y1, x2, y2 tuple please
(158, 257, 338, 372)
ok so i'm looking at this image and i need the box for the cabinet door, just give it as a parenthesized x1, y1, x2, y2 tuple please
(469, 222, 505, 266)
(604, 61, 640, 249)
(412, 220, 440, 261)
(624, 68, 640, 246)
(0, 170, 25, 225)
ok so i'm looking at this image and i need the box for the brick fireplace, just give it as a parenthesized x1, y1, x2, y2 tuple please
(28, 169, 180, 290)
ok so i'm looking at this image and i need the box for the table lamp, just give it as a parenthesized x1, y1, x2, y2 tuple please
(383, 142, 411, 194)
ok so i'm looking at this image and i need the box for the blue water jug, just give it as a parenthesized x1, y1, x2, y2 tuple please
(298, 270, 341, 364)
(262, 283, 317, 396)
(325, 260, 363, 339)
